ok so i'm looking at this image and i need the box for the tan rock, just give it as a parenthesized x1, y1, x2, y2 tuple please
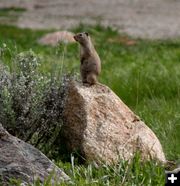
(62, 81, 166, 164)
(38, 31, 75, 46)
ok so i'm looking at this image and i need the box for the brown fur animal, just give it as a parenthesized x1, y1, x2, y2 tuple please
(74, 32, 101, 85)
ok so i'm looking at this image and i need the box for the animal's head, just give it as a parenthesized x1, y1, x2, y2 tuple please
(74, 32, 90, 45)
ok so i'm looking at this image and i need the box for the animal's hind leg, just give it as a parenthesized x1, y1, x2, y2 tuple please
(87, 73, 97, 85)
(81, 70, 88, 84)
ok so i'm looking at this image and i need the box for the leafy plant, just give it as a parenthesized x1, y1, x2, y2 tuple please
(0, 49, 73, 157)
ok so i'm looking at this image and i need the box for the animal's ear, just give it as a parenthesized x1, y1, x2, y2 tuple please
(84, 32, 89, 36)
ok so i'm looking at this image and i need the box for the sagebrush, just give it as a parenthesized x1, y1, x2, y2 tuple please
(0, 49, 72, 157)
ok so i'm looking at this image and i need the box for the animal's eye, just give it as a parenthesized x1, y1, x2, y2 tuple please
(84, 32, 89, 36)
(79, 33, 83, 37)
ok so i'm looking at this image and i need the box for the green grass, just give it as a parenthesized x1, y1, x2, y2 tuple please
(0, 24, 180, 185)
(9, 155, 165, 186)
(57, 154, 165, 186)
(0, 7, 26, 24)
(0, 7, 26, 15)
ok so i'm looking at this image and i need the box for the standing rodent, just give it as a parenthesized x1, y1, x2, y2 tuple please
(74, 32, 101, 85)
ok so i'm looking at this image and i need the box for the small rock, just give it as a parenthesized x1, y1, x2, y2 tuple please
(0, 124, 70, 185)
(38, 31, 75, 46)
(62, 81, 166, 164)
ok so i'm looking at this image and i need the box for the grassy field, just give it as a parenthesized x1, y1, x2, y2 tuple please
(0, 24, 180, 185)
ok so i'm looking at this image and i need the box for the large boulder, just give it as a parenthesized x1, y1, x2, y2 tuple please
(62, 81, 166, 164)
(38, 31, 75, 46)
(0, 124, 70, 185)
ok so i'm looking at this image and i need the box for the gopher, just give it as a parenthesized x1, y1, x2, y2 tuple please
(74, 32, 101, 85)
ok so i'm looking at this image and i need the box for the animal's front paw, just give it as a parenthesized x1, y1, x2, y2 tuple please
(83, 82, 91, 87)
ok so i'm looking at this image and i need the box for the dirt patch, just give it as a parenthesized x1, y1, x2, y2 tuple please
(0, 0, 180, 39)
